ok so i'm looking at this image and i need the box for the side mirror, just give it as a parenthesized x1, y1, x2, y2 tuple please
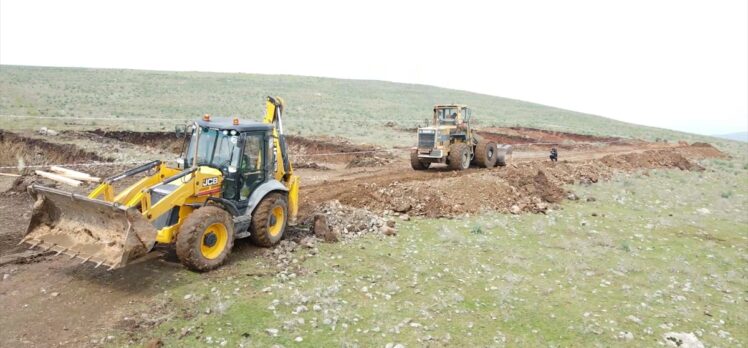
(175, 124, 187, 138)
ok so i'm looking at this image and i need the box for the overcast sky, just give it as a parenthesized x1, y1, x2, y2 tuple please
(1, 0, 746, 135)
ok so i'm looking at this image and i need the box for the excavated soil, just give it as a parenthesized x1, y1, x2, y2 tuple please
(87, 129, 185, 153)
(676, 142, 728, 159)
(508, 127, 621, 143)
(0, 130, 111, 169)
(477, 126, 635, 151)
(301, 144, 723, 218)
(286, 135, 380, 164)
(85, 130, 387, 170)
(303, 200, 390, 241)
(346, 154, 395, 168)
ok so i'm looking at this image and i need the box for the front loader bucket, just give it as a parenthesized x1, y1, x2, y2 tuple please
(23, 184, 158, 270)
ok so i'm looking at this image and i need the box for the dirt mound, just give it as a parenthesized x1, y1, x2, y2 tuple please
(86, 131, 389, 170)
(478, 127, 631, 151)
(287, 135, 390, 169)
(509, 127, 621, 143)
(477, 131, 535, 145)
(0, 131, 112, 169)
(346, 154, 394, 168)
(677, 143, 727, 159)
(87, 130, 184, 153)
(303, 200, 388, 241)
(476, 128, 633, 154)
(690, 142, 712, 147)
(514, 169, 566, 203)
(330, 167, 566, 217)
(293, 162, 330, 170)
(303, 147, 715, 219)
(287, 135, 378, 163)
(600, 149, 704, 171)
(335, 163, 579, 217)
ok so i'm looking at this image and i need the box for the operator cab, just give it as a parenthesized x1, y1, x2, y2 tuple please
(433, 105, 471, 127)
(181, 116, 274, 204)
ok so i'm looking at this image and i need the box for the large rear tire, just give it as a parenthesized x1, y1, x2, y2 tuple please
(250, 193, 289, 247)
(474, 141, 498, 168)
(410, 150, 430, 170)
(448, 143, 470, 170)
(176, 206, 235, 272)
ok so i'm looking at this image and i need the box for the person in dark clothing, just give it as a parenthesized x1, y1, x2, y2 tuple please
(550, 147, 558, 162)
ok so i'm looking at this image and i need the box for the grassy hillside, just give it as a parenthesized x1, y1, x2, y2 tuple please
(0, 65, 722, 147)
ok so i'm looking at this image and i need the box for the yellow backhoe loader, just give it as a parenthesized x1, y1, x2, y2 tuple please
(23, 96, 300, 271)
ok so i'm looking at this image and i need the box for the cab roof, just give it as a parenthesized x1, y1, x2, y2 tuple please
(434, 104, 468, 108)
(197, 117, 272, 132)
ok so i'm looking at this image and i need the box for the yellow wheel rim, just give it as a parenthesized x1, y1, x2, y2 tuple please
(268, 206, 285, 237)
(200, 223, 228, 260)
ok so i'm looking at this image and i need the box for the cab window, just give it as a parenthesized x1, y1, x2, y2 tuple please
(437, 108, 457, 125)
(238, 132, 266, 201)
(241, 134, 264, 173)
(462, 107, 470, 121)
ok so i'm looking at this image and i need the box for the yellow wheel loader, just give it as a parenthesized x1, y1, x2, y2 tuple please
(23, 96, 300, 271)
(411, 104, 512, 171)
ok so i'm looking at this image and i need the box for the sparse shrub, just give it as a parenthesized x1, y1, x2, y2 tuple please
(721, 191, 733, 199)
(470, 225, 484, 235)
(620, 242, 631, 252)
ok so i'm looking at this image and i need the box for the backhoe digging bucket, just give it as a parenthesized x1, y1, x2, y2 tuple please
(23, 184, 158, 270)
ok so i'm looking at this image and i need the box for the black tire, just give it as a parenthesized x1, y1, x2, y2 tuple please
(448, 143, 470, 170)
(474, 141, 498, 168)
(176, 206, 235, 272)
(250, 192, 288, 247)
(410, 150, 430, 170)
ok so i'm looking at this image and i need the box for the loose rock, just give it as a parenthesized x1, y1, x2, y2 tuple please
(265, 328, 279, 337)
(381, 226, 397, 236)
(663, 332, 704, 348)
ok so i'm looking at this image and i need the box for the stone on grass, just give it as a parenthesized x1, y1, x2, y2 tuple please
(381, 226, 397, 236)
(265, 328, 279, 337)
(663, 332, 704, 348)
(626, 315, 642, 324)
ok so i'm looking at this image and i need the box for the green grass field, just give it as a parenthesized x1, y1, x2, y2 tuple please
(0, 65, 730, 147)
(105, 156, 747, 347)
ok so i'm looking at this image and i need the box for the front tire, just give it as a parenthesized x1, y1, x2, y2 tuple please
(176, 206, 235, 272)
(250, 193, 288, 247)
(410, 150, 430, 170)
(448, 143, 470, 170)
